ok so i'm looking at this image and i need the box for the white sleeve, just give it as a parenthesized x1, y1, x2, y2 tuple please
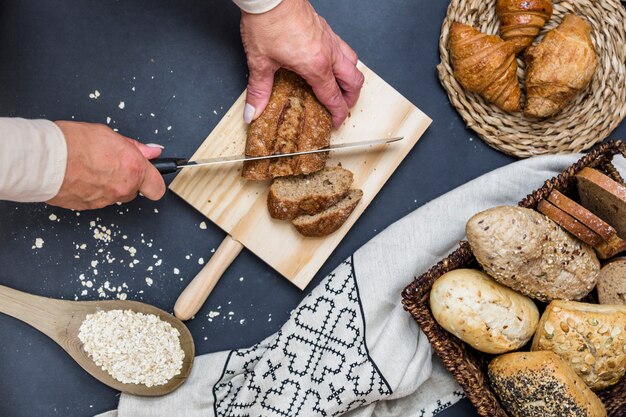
(0, 118, 67, 202)
(232, 0, 283, 14)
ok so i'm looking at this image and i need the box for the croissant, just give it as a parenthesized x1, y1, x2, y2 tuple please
(497, 0, 553, 54)
(524, 15, 597, 118)
(449, 22, 521, 113)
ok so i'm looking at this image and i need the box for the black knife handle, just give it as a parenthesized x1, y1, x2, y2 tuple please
(151, 158, 187, 175)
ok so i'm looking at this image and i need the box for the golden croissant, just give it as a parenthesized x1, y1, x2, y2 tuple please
(449, 22, 521, 113)
(524, 14, 597, 118)
(497, 0, 553, 54)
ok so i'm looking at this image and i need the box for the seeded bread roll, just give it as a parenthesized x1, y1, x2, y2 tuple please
(267, 167, 353, 221)
(292, 189, 362, 237)
(531, 300, 626, 390)
(430, 269, 539, 354)
(597, 258, 626, 305)
(242, 69, 332, 181)
(466, 206, 600, 302)
(489, 351, 607, 417)
(577, 167, 626, 240)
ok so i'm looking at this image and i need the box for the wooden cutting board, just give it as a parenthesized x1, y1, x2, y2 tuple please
(169, 62, 431, 289)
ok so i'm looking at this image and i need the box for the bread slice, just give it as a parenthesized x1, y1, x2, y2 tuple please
(596, 258, 626, 305)
(292, 189, 363, 237)
(488, 351, 607, 416)
(545, 190, 626, 259)
(537, 199, 603, 247)
(577, 167, 626, 239)
(267, 167, 353, 221)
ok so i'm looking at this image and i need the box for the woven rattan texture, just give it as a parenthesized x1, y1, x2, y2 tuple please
(402, 140, 626, 417)
(438, 0, 626, 158)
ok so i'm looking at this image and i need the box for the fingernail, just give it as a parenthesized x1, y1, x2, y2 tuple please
(146, 143, 165, 149)
(243, 103, 256, 124)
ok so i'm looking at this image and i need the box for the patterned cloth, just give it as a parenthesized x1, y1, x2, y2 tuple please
(98, 153, 610, 417)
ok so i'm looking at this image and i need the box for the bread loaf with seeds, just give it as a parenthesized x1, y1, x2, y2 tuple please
(466, 206, 600, 302)
(489, 351, 606, 417)
(531, 300, 626, 390)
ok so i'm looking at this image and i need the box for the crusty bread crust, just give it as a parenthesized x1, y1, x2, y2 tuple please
(267, 167, 353, 220)
(537, 199, 603, 247)
(489, 351, 607, 417)
(242, 70, 331, 180)
(292, 189, 363, 237)
(531, 300, 626, 390)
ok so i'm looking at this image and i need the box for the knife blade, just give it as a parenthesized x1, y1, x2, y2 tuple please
(152, 136, 404, 174)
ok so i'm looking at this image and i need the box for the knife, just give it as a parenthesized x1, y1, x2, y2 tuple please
(151, 136, 404, 174)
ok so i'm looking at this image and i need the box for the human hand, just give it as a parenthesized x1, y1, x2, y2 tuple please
(47, 121, 166, 210)
(239, 0, 364, 128)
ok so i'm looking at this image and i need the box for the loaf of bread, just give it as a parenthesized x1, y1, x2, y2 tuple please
(597, 258, 626, 305)
(546, 190, 626, 259)
(243, 69, 332, 180)
(537, 199, 603, 247)
(267, 167, 353, 221)
(430, 269, 539, 354)
(577, 167, 626, 241)
(292, 189, 363, 237)
(466, 206, 600, 302)
(531, 300, 626, 390)
(489, 351, 607, 417)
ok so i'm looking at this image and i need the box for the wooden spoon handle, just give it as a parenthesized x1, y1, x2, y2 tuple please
(0, 285, 64, 337)
(173, 235, 243, 321)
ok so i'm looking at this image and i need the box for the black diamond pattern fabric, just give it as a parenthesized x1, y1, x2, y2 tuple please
(213, 257, 392, 417)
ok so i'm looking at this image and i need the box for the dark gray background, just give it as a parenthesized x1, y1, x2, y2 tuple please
(0, 1, 622, 416)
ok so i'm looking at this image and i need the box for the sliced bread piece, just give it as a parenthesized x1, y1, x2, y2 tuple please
(292, 189, 363, 237)
(577, 167, 626, 239)
(537, 199, 603, 247)
(596, 258, 626, 305)
(267, 167, 353, 220)
(546, 190, 626, 259)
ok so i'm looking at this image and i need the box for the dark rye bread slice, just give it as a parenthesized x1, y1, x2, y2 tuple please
(596, 258, 626, 305)
(268, 167, 353, 221)
(537, 199, 603, 247)
(292, 189, 363, 237)
(577, 167, 626, 239)
(242, 69, 332, 180)
(546, 190, 626, 259)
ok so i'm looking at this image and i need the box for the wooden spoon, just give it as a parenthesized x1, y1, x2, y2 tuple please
(0, 284, 195, 396)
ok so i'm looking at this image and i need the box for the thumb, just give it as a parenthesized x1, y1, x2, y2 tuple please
(139, 161, 167, 201)
(244, 61, 277, 123)
(126, 137, 164, 160)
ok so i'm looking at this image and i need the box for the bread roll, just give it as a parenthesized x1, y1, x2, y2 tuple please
(531, 300, 626, 390)
(596, 258, 626, 305)
(466, 206, 600, 302)
(489, 351, 607, 417)
(430, 269, 539, 354)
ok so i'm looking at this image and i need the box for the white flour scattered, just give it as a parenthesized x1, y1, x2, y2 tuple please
(78, 310, 184, 387)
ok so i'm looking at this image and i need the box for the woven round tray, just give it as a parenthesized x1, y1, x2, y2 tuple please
(438, 0, 626, 158)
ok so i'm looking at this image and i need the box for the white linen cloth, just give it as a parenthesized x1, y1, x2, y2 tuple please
(97, 152, 618, 417)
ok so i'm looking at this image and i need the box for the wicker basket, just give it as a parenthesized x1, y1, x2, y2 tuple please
(438, 0, 626, 158)
(402, 140, 626, 417)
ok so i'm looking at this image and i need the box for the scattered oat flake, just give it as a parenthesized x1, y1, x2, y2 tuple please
(145, 277, 153, 286)
(173, 268, 180, 275)
(49, 214, 58, 221)
(118, 101, 125, 109)
(34, 238, 44, 249)
(198, 257, 205, 265)
(167, 126, 172, 131)
(199, 222, 207, 230)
